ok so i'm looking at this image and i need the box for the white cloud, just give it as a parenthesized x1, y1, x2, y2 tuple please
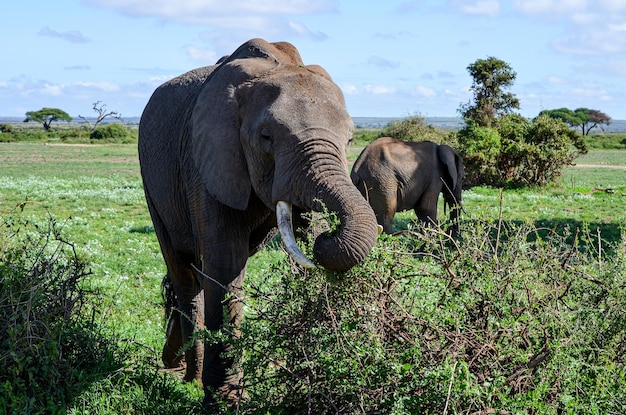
(582, 58, 626, 76)
(84, 0, 336, 39)
(553, 22, 626, 55)
(511, 1, 626, 56)
(367, 56, 399, 69)
(547, 76, 568, 84)
(38, 26, 91, 43)
(364, 84, 396, 95)
(415, 85, 436, 98)
(341, 83, 358, 95)
(512, 0, 587, 17)
(340, 83, 397, 95)
(74, 81, 121, 92)
(601, 0, 626, 11)
(41, 84, 62, 96)
(448, 0, 501, 17)
(184, 46, 219, 64)
(19, 79, 121, 98)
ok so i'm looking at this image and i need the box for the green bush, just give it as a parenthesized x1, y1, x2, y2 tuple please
(0, 213, 112, 414)
(382, 114, 454, 145)
(0, 209, 206, 415)
(222, 215, 626, 414)
(351, 128, 380, 147)
(519, 114, 586, 186)
(90, 123, 130, 140)
(457, 114, 587, 187)
(584, 132, 626, 149)
(457, 119, 502, 186)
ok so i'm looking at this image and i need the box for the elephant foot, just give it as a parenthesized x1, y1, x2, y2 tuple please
(162, 348, 202, 384)
(202, 383, 248, 412)
(162, 346, 185, 370)
(183, 368, 203, 384)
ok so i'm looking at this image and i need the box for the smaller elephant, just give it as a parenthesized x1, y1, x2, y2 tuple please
(351, 137, 464, 235)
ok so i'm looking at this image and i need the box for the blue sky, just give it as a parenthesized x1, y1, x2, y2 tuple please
(2, 0, 626, 119)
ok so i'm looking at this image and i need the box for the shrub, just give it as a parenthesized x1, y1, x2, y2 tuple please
(351, 128, 379, 147)
(457, 114, 587, 187)
(382, 114, 452, 144)
(225, 213, 626, 414)
(0, 212, 112, 414)
(457, 119, 502, 186)
(90, 123, 129, 140)
(583, 132, 626, 150)
(519, 114, 586, 186)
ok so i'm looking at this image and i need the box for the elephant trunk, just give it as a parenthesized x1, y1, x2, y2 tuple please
(273, 136, 379, 272)
(277, 179, 378, 272)
(309, 181, 379, 272)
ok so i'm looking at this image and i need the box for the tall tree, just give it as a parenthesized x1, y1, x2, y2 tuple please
(575, 108, 611, 135)
(538, 107, 611, 135)
(24, 108, 72, 131)
(459, 57, 520, 127)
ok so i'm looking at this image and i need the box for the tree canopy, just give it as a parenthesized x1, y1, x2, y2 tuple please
(455, 57, 587, 188)
(538, 107, 611, 135)
(459, 56, 520, 128)
(24, 108, 72, 131)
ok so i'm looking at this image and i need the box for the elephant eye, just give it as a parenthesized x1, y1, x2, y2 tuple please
(260, 128, 271, 141)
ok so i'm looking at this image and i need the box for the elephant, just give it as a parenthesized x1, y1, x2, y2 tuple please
(138, 38, 379, 408)
(350, 137, 464, 235)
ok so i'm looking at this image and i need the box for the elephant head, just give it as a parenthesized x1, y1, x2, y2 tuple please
(139, 38, 379, 407)
(188, 39, 379, 271)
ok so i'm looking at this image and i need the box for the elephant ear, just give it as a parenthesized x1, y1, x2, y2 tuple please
(190, 39, 284, 210)
(437, 145, 459, 192)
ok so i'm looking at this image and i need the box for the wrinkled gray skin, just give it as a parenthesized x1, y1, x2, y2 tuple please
(138, 38, 379, 407)
(351, 137, 464, 235)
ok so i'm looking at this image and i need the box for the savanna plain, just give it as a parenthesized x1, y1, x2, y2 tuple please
(1, 134, 625, 414)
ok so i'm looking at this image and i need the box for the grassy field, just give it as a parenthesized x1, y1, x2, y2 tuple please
(1, 142, 625, 413)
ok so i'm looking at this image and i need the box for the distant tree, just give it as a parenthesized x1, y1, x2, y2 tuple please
(580, 108, 611, 135)
(538, 107, 611, 135)
(23, 108, 72, 131)
(459, 57, 520, 127)
(457, 113, 586, 187)
(78, 101, 121, 131)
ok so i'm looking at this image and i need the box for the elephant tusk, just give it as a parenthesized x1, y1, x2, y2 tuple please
(276, 201, 315, 268)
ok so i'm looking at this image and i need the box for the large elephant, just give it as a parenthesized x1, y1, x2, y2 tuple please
(138, 38, 379, 407)
(351, 137, 464, 235)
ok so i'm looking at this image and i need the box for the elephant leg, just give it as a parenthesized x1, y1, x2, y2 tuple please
(146, 196, 205, 382)
(201, 262, 248, 409)
(372, 188, 397, 234)
(176, 285, 205, 384)
(415, 191, 439, 228)
(162, 306, 185, 369)
(162, 253, 205, 384)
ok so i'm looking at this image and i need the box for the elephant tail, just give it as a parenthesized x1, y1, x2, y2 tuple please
(161, 273, 177, 327)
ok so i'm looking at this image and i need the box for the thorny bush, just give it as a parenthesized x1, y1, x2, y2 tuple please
(0, 211, 104, 414)
(218, 211, 625, 414)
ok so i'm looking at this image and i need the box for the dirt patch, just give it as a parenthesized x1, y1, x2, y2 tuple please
(44, 143, 106, 147)
(572, 164, 626, 170)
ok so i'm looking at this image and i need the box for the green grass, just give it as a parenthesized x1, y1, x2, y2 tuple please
(1, 142, 625, 413)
